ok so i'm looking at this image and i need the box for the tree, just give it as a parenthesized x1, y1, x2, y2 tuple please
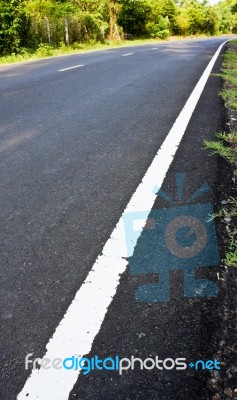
(118, 0, 150, 36)
(0, 0, 22, 54)
(216, 0, 237, 33)
(0, 0, 237, 56)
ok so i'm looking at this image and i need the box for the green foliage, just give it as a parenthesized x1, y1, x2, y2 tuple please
(219, 45, 237, 110)
(0, 0, 22, 54)
(204, 131, 237, 164)
(175, 13, 190, 35)
(216, 0, 237, 33)
(212, 198, 237, 268)
(204, 40, 237, 270)
(146, 16, 170, 38)
(204, 138, 237, 163)
(221, 88, 237, 109)
(204, 131, 237, 268)
(224, 250, 237, 268)
(0, 0, 237, 56)
(217, 132, 237, 143)
(232, 2, 237, 12)
(148, 0, 177, 32)
(118, 0, 151, 36)
(35, 42, 54, 56)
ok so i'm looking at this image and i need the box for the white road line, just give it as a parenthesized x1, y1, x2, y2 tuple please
(58, 64, 84, 72)
(122, 53, 134, 57)
(151, 47, 158, 50)
(17, 39, 229, 400)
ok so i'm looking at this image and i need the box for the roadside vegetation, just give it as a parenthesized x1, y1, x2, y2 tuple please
(0, 0, 237, 64)
(204, 39, 237, 268)
(0, 38, 165, 64)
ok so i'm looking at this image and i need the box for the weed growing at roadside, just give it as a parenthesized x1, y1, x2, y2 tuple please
(204, 132, 237, 163)
(204, 130, 237, 268)
(204, 40, 237, 268)
(204, 39, 237, 267)
(219, 44, 237, 110)
(199, 122, 237, 267)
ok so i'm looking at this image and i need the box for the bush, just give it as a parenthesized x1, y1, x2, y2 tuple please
(36, 43, 54, 57)
(146, 17, 170, 39)
(118, 0, 151, 36)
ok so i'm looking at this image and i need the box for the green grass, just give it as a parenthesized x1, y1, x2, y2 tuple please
(204, 39, 237, 268)
(224, 248, 237, 268)
(220, 90, 237, 110)
(0, 38, 163, 64)
(216, 132, 237, 142)
(204, 131, 237, 163)
(221, 72, 237, 86)
(209, 197, 237, 268)
(0, 34, 226, 65)
(219, 42, 237, 109)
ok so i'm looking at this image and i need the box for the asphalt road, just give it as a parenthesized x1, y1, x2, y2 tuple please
(0, 37, 233, 400)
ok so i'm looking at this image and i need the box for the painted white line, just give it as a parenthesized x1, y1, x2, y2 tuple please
(151, 48, 158, 50)
(122, 53, 134, 57)
(58, 64, 84, 72)
(17, 38, 229, 400)
(0, 37, 233, 68)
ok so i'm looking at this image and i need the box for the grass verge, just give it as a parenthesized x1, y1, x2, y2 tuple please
(0, 39, 164, 64)
(0, 34, 222, 65)
(204, 39, 237, 268)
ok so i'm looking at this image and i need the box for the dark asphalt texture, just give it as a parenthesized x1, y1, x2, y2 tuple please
(0, 37, 232, 400)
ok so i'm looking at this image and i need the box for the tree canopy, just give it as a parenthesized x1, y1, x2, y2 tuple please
(0, 0, 236, 55)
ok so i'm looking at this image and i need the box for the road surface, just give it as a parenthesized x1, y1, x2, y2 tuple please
(0, 37, 232, 400)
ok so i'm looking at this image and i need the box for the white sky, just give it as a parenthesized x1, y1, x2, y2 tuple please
(208, 0, 220, 4)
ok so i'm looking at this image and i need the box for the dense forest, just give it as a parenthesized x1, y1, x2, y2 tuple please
(0, 0, 237, 56)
